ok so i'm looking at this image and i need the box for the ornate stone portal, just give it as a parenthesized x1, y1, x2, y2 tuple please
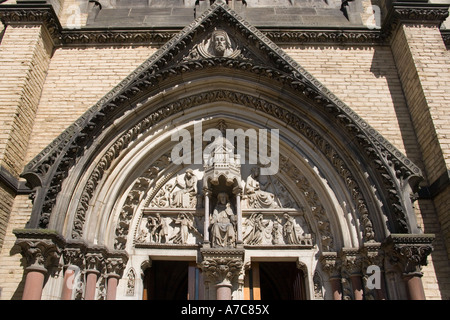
(126, 120, 316, 299)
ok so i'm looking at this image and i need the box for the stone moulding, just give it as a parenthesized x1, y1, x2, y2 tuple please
(13, 1, 425, 238)
(0, 2, 448, 47)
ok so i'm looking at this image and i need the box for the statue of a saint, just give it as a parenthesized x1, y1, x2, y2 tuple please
(210, 192, 236, 247)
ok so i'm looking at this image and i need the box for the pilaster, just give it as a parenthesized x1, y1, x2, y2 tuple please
(386, 0, 450, 259)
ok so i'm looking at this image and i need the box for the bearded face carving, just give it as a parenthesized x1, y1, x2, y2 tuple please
(196, 29, 241, 59)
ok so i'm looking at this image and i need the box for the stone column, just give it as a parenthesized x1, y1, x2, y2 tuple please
(233, 187, 243, 245)
(383, 234, 434, 300)
(361, 242, 387, 300)
(84, 253, 104, 300)
(203, 188, 212, 246)
(105, 254, 128, 300)
(200, 248, 244, 300)
(60, 267, 76, 300)
(320, 252, 342, 300)
(13, 230, 63, 300)
(341, 248, 363, 300)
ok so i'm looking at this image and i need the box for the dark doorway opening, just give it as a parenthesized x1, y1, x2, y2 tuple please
(143, 260, 189, 300)
(259, 261, 306, 300)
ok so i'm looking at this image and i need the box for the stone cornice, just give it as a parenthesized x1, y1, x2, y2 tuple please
(1, 3, 449, 47)
(381, 1, 450, 39)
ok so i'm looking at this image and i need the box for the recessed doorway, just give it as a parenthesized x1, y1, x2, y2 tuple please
(143, 260, 189, 300)
(245, 261, 307, 300)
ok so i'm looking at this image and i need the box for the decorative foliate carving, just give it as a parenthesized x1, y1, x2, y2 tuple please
(12, 229, 65, 273)
(15, 239, 61, 272)
(384, 234, 434, 275)
(320, 252, 340, 277)
(200, 248, 245, 286)
(313, 272, 324, 300)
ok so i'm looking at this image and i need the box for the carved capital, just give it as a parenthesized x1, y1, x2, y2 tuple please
(320, 252, 340, 278)
(105, 252, 128, 278)
(383, 234, 434, 276)
(62, 240, 88, 269)
(13, 229, 65, 273)
(360, 242, 384, 270)
(340, 248, 363, 276)
(200, 248, 244, 285)
(85, 251, 105, 274)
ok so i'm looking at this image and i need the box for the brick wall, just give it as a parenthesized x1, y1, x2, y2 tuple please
(0, 25, 53, 178)
(0, 182, 14, 252)
(0, 17, 449, 300)
(24, 45, 157, 163)
(281, 44, 423, 167)
(0, 194, 34, 300)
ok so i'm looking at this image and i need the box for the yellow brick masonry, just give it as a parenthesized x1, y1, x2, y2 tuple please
(0, 24, 52, 276)
(24, 45, 158, 164)
(282, 43, 447, 299)
(389, 23, 450, 299)
(282, 44, 424, 168)
(0, 25, 52, 178)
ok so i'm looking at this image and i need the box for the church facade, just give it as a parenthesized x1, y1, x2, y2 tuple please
(0, 0, 449, 300)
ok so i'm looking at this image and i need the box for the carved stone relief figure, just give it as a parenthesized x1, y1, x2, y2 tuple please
(170, 213, 202, 244)
(210, 192, 236, 248)
(150, 169, 199, 208)
(126, 268, 136, 296)
(272, 214, 284, 245)
(244, 167, 279, 209)
(242, 213, 313, 246)
(194, 29, 242, 59)
(171, 169, 198, 208)
(243, 213, 270, 245)
(147, 213, 169, 243)
(283, 213, 303, 245)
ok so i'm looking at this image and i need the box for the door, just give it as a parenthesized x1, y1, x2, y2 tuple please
(143, 260, 203, 300)
(245, 261, 307, 300)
